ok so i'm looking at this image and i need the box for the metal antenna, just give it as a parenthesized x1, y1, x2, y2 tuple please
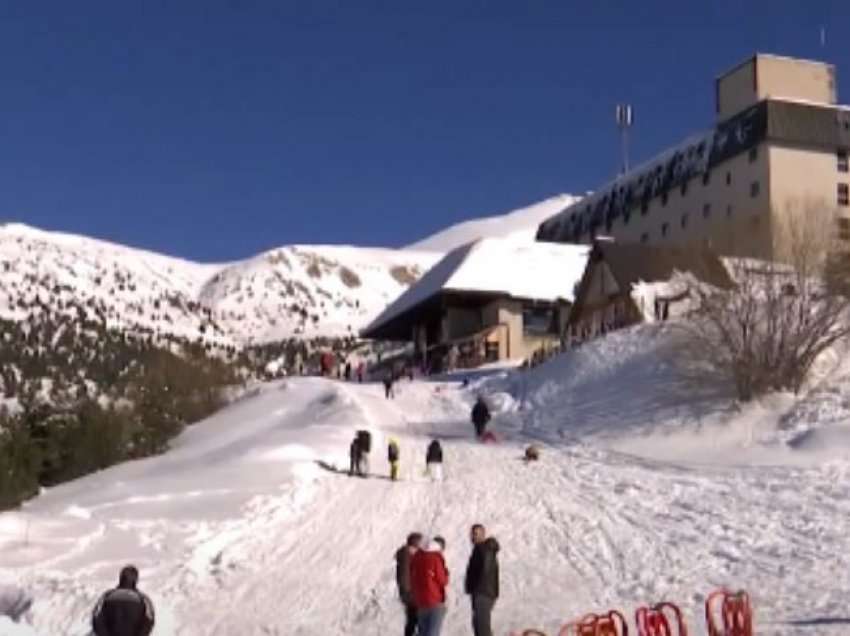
(616, 104, 633, 175)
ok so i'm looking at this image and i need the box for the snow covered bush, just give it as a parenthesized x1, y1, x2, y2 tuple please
(684, 201, 850, 401)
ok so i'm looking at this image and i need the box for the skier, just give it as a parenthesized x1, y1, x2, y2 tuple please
(384, 371, 395, 399)
(349, 436, 362, 477)
(388, 438, 401, 481)
(92, 565, 156, 636)
(395, 532, 423, 636)
(464, 524, 500, 636)
(471, 396, 491, 438)
(411, 537, 449, 636)
(425, 439, 443, 481)
(0, 583, 33, 624)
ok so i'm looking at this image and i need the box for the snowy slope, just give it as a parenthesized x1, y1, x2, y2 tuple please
(3, 325, 850, 635)
(407, 194, 581, 252)
(0, 223, 439, 345)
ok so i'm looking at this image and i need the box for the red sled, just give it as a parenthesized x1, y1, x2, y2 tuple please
(560, 610, 629, 635)
(706, 589, 752, 636)
(636, 602, 688, 636)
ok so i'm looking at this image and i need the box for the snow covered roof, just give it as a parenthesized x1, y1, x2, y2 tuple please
(361, 237, 590, 339)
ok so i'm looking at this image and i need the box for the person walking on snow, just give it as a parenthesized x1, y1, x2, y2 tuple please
(464, 524, 500, 636)
(411, 537, 449, 636)
(92, 565, 156, 636)
(388, 438, 401, 481)
(357, 362, 365, 383)
(349, 436, 362, 477)
(395, 532, 423, 636)
(384, 371, 395, 399)
(425, 439, 443, 481)
(471, 396, 491, 438)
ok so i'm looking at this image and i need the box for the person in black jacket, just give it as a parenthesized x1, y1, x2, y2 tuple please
(92, 565, 155, 636)
(395, 532, 423, 636)
(464, 524, 500, 636)
(349, 436, 361, 476)
(425, 439, 443, 481)
(471, 397, 491, 437)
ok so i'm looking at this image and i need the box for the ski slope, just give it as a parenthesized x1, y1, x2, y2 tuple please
(2, 326, 850, 635)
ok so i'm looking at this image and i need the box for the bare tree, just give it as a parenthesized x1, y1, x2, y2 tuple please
(683, 199, 850, 401)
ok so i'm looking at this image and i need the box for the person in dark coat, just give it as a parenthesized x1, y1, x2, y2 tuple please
(344, 362, 352, 381)
(384, 372, 395, 399)
(471, 397, 491, 437)
(464, 524, 500, 636)
(425, 439, 443, 481)
(92, 565, 155, 636)
(349, 437, 361, 477)
(395, 532, 423, 636)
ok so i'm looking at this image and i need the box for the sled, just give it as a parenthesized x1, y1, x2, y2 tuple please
(705, 589, 752, 636)
(636, 602, 688, 636)
(560, 610, 629, 636)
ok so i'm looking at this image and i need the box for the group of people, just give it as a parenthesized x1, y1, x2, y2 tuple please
(349, 434, 445, 482)
(395, 523, 500, 636)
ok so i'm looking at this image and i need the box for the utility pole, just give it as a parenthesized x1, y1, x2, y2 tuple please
(616, 104, 633, 176)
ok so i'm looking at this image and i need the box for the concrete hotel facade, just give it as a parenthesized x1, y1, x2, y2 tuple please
(537, 54, 850, 259)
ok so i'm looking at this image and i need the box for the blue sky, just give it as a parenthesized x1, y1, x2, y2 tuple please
(0, 1, 848, 261)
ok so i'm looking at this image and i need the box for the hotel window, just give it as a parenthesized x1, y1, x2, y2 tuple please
(750, 181, 760, 198)
(839, 183, 850, 207)
(661, 222, 670, 237)
(839, 149, 849, 173)
(681, 213, 689, 229)
(703, 203, 712, 218)
(726, 171, 732, 186)
(748, 146, 758, 162)
(641, 232, 649, 244)
(838, 217, 850, 241)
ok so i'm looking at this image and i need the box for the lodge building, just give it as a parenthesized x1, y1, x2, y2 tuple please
(536, 54, 850, 259)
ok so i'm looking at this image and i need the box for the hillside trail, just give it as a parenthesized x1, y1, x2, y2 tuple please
(173, 379, 850, 636)
(7, 376, 850, 636)
(153, 379, 615, 635)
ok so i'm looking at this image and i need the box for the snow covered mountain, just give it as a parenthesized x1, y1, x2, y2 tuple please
(407, 193, 581, 252)
(0, 223, 440, 345)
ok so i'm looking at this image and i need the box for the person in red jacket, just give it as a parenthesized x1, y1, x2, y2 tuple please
(410, 536, 449, 636)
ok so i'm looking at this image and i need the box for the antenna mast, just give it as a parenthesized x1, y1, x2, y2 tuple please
(616, 104, 633, 175)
